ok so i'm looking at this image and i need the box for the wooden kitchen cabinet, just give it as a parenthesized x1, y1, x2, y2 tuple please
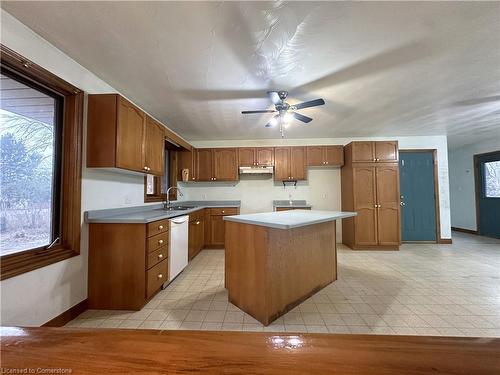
(87, 94, 165, 175)
(178, 148, 198, 181)
(88, 219, 169, 310)
(274, 147, 306, 181)
(341, 141, 400, 250)
(196, 149, 214, 181)
(350, 141, 398, 163)
(188, 209, 205, 260)
(238, 147, 274, 167)
(193, 148, 238, 182)
(213, 148, 238, 181)
(306, 145, 344, 166)
(144, 116, 165, 176)
(205, 207, 239, 248)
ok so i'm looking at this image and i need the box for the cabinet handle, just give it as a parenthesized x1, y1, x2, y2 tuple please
(222, 210, 225, 214)
(143, 166, 148, 171)
(256, 162, 259, 165)
(195, 221, 200, 225)
(374, 204, 377, 208)
(158, 274, 163, 279)
(214, 177, 217, 180)
(158, 253, 163, 259)
(376, 158, 380, 162)
(291, 176, 294, 179)
(326, 161, 329, 164)
(158, 225, 164, 230)
(158, 239, 164, 245)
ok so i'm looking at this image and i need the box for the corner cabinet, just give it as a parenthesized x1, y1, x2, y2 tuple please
(341, 141, 400, 250)
(274, 147, 306, 181)
(87, 94, 164, 175)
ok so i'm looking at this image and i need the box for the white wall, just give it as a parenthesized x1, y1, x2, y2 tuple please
(0, 10, 152, 326)
(448, 139, 500, 231)
(182, 136, 452, 240)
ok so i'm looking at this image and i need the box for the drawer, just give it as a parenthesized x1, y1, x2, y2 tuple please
(210, 207, 238, 216)
(147, 219, 169, 237)
(146, 259, 168, 298)
(147, 232, 168, 253)
(147, 246, 167, 269)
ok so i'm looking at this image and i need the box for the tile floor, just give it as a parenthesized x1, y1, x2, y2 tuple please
(66, 231, 500, 336)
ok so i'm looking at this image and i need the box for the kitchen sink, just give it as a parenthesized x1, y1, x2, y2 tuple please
(164, 206, 192, 211)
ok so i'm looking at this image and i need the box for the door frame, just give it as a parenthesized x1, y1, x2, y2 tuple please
(473, 150, 500, 235)
(399, 149, 441, 243)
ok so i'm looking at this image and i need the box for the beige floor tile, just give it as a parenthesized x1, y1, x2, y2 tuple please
(119, 320, 143, 329)
(201, 322, 222, 330)
(147, 310, 170, 321)
(327, 325, 351, 334)
(221, 323, 243, 331)
(340, 313, 365, 326)
(185, 310, 208, 322)
(283, 313, 304, 325)
(139, 321, 163, 330)
(224, 311, 244, 323)
(180, 321, 203, 330)
(242, 324, 264, 332)
(307, 325, 329, 333)
(165, 309, 190, 321)
(160, 321, 181, 330)
(285, 324, 308, 333)
(321, 313, 345, 325)
(100, 319, 124, 328)
(204, 310, 226, 323)
(348, 325, 372, 334)
(302, 313, 325, 325)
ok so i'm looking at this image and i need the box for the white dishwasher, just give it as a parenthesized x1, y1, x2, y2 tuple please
(166, 215, 189, 284)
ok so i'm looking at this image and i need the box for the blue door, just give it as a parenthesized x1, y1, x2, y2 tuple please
(399, 152, 437, 241)
(476, 152, 500, 238)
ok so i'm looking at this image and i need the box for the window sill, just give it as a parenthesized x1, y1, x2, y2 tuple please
(0, 247, 79, 281)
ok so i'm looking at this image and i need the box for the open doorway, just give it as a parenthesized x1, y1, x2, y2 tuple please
(399, 150, 440, 242)
(474, 151, 500, 238)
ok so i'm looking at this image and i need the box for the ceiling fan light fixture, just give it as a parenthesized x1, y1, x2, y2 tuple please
(283, 112, 293, 123)
(269, 117, 278, 127)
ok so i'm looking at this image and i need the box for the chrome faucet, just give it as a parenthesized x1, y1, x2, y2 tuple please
(164, 186, 183, 209)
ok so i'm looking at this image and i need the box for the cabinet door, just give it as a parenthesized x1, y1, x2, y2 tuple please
(290, 147, 306, 180)
(214, 148, 238, 181)
(352, 142, 375, 163)
(238, 147, 255, 167)
(375, 141, 398, 162)
(353, 166, 378, 245)
(306, 146, 324, 166)
(116, 98, 145, 172)
(210, 215, 225, 247)
(376, 166, 400, 245)
(196, 219, 205, 254)
(145, 117, 165, 175)
(178, 149, 197, 181)
(256, 147, 274, 166)
(274, 147, 290, 181)
(325, 145, 344, 166)
(196, 149, 213, 181)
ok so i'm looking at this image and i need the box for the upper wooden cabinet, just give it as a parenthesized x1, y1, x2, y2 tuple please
(306, 145, 344, 166)
(194, 148, 238, 182)
(145, 116, 165, 176)
(178, 148, 198, 181)
(87, 94, 165, 175)
(350, 141, 398, 163)
(274, 147, 306, 181)
(238, 147, 274, 167)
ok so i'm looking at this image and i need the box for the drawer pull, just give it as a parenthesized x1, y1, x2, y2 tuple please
(222, 210, 225, 214)
(158, 239, 164, 245)
(158, 225, 164, 230)
(158, 254, 163, 259)
(158, 274, 163, 279)
(195, 221, 200, 225)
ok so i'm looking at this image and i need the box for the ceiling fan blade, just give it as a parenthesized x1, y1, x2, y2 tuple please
(292, 112, 313, 123)
(265, 115, 280, 128)
(242, 110, 277, 114)
(294, 98, 325, 110)
(451, 95, 500, 107)
(267, 91, 282, 105)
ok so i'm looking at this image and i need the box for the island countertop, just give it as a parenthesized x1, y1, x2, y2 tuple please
(223, 210, 356, 229)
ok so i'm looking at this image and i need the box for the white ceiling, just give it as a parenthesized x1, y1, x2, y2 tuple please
(2, 1, 500, 148)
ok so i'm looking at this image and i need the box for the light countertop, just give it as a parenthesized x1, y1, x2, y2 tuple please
(85, 200, 241, 224)
(223, 210, 356, 230)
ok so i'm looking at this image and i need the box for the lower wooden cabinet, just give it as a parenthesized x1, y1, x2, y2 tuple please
(88, 220, 169, 310)
(188, 210, 205, 260)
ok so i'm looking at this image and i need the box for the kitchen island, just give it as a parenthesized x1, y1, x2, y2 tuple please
(224, 210, 356, 326)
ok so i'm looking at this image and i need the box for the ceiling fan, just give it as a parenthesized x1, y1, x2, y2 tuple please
(241, 91, 325, 137)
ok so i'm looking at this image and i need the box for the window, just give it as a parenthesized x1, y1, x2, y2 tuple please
(0, 45, 83, 280)
(484, 160, 500, 198)
(0, 71, 63, 256)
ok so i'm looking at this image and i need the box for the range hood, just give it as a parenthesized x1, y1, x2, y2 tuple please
(239, 166, 274, 174)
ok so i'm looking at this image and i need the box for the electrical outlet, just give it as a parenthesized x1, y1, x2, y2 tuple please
(322, 193, 327, 199)
(202, 193, 207, 199)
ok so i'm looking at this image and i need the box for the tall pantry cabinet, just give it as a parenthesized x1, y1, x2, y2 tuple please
(341, 141, 401, 250)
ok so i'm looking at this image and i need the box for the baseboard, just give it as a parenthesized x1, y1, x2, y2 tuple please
(43, 299, 88, 327)
(438, 238, 453, 244)
(451, 227, 478, 235)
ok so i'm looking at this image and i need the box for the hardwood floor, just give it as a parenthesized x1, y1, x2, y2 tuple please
(1, 327, 499, 374)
